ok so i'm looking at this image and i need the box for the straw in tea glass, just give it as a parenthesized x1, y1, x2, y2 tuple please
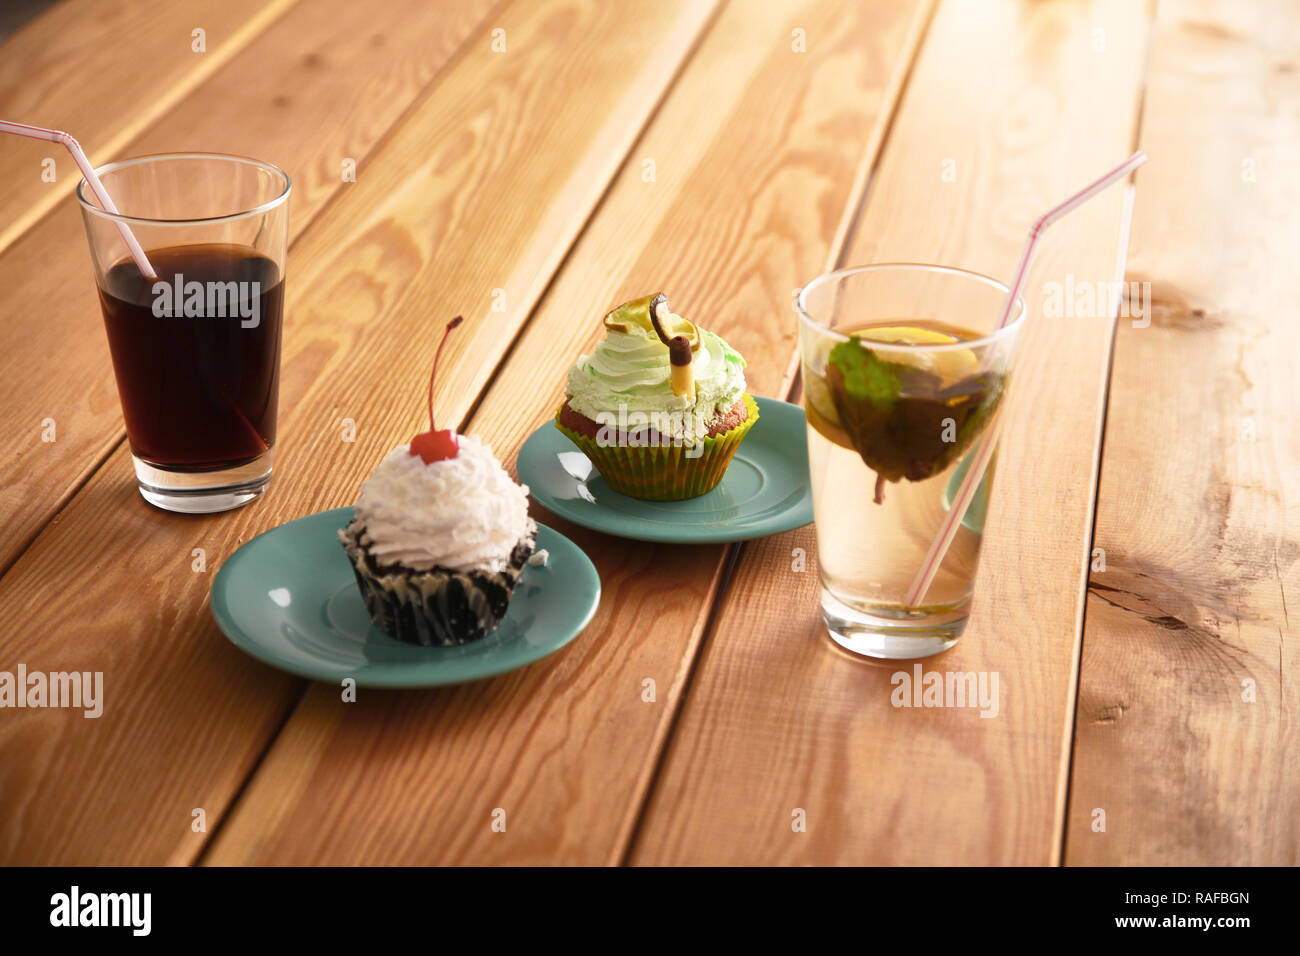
(905, 151, 1148, 608)
(795, 151, 1147, 660)
(795, 265, 1026, 659)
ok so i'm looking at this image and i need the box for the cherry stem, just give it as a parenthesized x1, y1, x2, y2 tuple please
(427, 316, 464, 431)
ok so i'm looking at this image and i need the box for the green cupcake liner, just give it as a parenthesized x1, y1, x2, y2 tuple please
(554, 393, 758, 501)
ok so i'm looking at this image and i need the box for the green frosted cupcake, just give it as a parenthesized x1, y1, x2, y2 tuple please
(556, 293, 757, 501)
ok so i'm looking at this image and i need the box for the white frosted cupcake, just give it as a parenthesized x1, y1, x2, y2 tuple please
(338, 317, 537, 645)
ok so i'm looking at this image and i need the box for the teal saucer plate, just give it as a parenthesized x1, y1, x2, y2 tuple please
(942, 450, 989, 534)
(517, 396, 813, 543)
(211, 509, 599, 687)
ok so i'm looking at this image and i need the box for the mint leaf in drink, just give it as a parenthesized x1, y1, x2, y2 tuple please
(824, 334, 1004, 502)
(827, 337, 904, 413)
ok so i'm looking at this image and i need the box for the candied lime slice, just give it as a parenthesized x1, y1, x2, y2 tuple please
(602, 293, 700, 350)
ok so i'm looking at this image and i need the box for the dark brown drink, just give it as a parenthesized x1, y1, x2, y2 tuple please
(97, 243, 284, 471)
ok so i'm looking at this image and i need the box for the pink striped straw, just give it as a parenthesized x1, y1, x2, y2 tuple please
(1, 120, 156, 279)
(904, 150, 1148, 608)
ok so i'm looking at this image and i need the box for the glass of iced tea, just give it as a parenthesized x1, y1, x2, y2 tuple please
(795, 264, 1025, 659)
(77, 153, 290, 513)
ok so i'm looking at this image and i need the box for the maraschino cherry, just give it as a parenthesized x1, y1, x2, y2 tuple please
(409, 316, 464, 464)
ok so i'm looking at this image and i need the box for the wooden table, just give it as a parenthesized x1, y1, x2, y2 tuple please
(0, 0, 1293, 866)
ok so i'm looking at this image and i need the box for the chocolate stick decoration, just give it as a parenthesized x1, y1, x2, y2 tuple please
(648, 293, 695, 402)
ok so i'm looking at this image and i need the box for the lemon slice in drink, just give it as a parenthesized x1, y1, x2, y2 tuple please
(855, 323, 979, 383)
(856, 324, 955, 346)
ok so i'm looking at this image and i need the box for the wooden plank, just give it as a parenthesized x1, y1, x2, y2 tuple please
(204, 0, 933, 866)
(632, 0, 1149, 865)
(0, 0, 498, 576)
(0, 0, 297, 254)
(1065, 0, 1299, 865)
(0, 0, 715, 865)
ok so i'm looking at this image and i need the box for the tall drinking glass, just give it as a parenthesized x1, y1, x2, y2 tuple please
(795, 264, 1025, 659)
(77, 153, 290, 513)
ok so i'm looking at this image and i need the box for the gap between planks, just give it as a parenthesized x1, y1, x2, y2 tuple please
(190, 0, 728, 867)
(1055, 0, 1159, 867)
(0, 0, 512, 586)
(625, 0, 1153, 866)
(0, 0, 302, 258)
(616, 0, 942, 867)
(449, 0, 731, 442)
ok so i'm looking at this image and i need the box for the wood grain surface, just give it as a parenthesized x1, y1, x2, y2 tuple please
(0, 0, 496, 576)
(203, 0, 933, 865)
(632, 0, 1149, 865)
(1065, 0, 1300, 865)
(0, 0, 1291, 868)
(0, 0, 297, 255)
(0, 0, 717, 864)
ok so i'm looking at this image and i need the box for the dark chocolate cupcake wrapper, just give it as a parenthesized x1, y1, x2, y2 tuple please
(338, 519, 537, 647)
